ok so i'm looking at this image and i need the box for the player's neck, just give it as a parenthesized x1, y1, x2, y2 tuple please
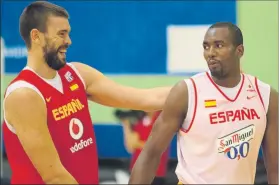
(212, 73, 242, 88)
(27, 51, 57, 80)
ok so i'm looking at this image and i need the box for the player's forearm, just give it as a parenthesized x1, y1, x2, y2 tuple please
(45, 175, 78, 184)
(143, 86, 172, 111)
(129, 152, 161, 184)
(42, 168, 79, 184)
(267, 171, 278, 184)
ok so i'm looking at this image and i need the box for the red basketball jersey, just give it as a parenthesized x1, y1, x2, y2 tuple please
(3, 64, 99, 184)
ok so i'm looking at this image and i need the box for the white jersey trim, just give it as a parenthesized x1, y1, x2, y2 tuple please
(3, 81, 46, 134)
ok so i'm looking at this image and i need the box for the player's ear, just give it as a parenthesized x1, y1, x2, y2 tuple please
(30, 29, 44, 46)
(236, 44, 244, 58)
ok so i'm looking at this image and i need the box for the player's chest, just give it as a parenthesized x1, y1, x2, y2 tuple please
(191, 89, 266, 141)
(196, 89, 264, 123)
(44, 84, 88, 123)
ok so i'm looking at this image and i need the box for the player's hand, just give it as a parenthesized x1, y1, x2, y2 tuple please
(120, 118, 131, 125)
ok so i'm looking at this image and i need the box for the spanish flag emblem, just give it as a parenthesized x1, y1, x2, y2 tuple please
(204, 99, 217, 108)
(70, 83, 79, 91)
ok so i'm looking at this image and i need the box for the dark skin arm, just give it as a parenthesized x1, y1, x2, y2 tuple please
(128, 80, 188, 184)
(262, 87, 278, 184)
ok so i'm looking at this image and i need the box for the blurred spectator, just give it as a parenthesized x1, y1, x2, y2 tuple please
(115, 110, 169, 185)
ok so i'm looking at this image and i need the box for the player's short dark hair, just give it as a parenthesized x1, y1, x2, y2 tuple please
(209, 22, 243, 47)
(19, 1, 69, 49)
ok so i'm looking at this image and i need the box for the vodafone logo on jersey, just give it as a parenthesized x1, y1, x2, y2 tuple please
(69, 118, 93, 153)
(69, 118, 84, 140)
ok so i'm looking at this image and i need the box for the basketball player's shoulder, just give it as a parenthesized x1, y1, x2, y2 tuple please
(65, 61, 82, 70)
(8, 67, 29, 83)
(5, 68, 38, 94)
(67, 61, 106, 83)
(5, 81, 44, 101)
(191, 71, 207, 79)
(4, 68, 45, 103)
(67, 61, 94, 70)
(183, 71, 207, 84)
(4, 86, 45, 114)
(67, 61, 100, 74)
(244, 73, 271, 112)
(65, 61, 79, 71)
(244, 73, 271, 91)
(179, 72, 206, 99)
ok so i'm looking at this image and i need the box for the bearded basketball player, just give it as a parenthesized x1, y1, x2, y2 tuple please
(2, 1, 171, 184)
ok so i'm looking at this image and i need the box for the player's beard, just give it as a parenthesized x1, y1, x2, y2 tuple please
(209, 63, 228, 80)
(210, 66, 227, 80)
(43, 42, 68, 71)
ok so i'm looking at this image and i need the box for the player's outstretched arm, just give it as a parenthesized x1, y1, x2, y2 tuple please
(128, 80, 188, 184)
(71, 62, 171, 111)
(4, 88, 78, 184)
(262, 87, 278, 184)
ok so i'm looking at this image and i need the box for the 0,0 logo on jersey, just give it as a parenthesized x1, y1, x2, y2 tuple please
(217, 124, 255, 160)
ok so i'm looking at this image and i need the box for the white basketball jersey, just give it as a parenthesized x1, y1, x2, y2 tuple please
(176, 72, 270, 184)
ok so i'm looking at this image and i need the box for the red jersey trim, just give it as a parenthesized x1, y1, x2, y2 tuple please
(206, 72, 245, 102)
(255, 77, 266, 113)
(180, 78, 197, 133)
